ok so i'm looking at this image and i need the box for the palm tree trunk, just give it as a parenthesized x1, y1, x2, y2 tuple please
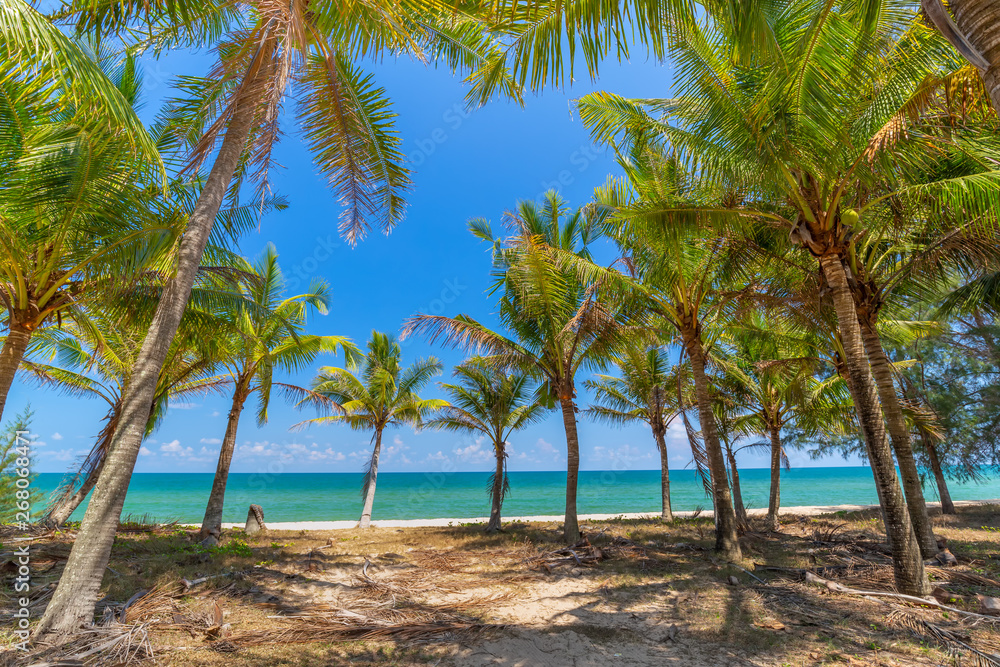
(0, 321, 32, 423)
(860, 319, 938, 558)
(43, 413, 117, 527)
(653, 428, 673, 521)
(686, 339, 741, 561)
(924, 434, 956, 515)
(359, 429, 383, 529)
(486, 441, 505, 533)
(948, 0, 1000, 110)
(45, 457, 104, 527)
(725, 444, 748, 526)
(818, 254, 928, 595)
(767, 423, 782, 532)
(835, 361, 892, 546)
(199, 389, 247, 539)
(559, 395, 581, 543)
(34, 86, 262, 639)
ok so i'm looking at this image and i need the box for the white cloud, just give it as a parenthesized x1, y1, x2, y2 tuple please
(50, 449, 76, 462)
(383, 435, 412, 465)
(139, 446, 154, 457)
(536, 438, 561, 459)
(453, 436, 491, 464)
(51, 432, 63, 441)
(210, 411, 221, 417)
(589, 443, 653, 466)
(168, 401, 200, 410)
(200, 437, 222, 445)
(160, 439, 194, 457)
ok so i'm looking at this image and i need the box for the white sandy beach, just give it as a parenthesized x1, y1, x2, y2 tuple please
(211, 498, 1000, 531)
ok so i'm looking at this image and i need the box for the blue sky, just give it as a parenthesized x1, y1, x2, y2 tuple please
(13, 45, 862, 475)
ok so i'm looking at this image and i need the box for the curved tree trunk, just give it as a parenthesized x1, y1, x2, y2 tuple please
(199, 389, 247, 539)
(653, 428, 673, 521)
(359, 429, 383, 529)
(819, 255, 928, 596)
(687, 339, 741, 561)
(559, 395, 581, 543)
(924, 435, 956, 515)
(859, 320, 938, 558)
(948, 0, 1000, 110)
(0, 322, 32, 423)
(766, 423, 782, 532)
(486, 440, 506, 533)
(43, 412, 118, 527)
(45, 457, 104, 527)
(34, 83, 263, 639)
(725, 443, 748, 526)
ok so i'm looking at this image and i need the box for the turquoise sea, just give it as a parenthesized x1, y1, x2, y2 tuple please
(29, 468, 1000, 525)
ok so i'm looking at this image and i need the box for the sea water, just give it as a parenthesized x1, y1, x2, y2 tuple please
(28, 468, 1000, 525)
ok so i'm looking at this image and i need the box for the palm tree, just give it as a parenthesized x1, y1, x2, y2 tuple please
(585, 346, 676, 521)
(404, 193, 632, 543)
(575, 3, 1000, 593)
(718, 316, 816, 531)
(198, 244, 357, 539)
(568, 164, 751, 560)
(23, 315, 220, 526)
(299, 331, 442, 528)
(0, 51, 167, 423)
(424, 359, 545, 532)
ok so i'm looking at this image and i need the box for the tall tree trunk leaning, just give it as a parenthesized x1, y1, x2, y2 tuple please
(924, 433, 956, 515)
(0, 321, 32, 423)
(946, 0, 1000, 110)
(726, 443, 748, 526)
(767, 423, 782, 532)
(359, 429, 383, 529)
(859, 320, 938, 558)
(819, 255, 928, 596)
(34, 86, 262, 640)
(559, 394, 581, 543)
(486, 441, 506, 533)
(653, 427, 673, 521)
(200, 388, 248, 539)
(45, 458, 104, 527)
(686, 338, 741, 561)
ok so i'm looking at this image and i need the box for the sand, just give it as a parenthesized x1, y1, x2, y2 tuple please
(212, 498, 1000, 531)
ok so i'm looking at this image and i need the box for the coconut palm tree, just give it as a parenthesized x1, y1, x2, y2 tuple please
(404, 193, 633, 543)
(585, 345, 676, 521)
(197, 244, 356, 539)
(0, 51, 167, 424)
(716, 316, 817, 531)
(23, 315, 220, 526)
(562, 162, 754, 560)
(298, 331, 443, 528)
(424, 358, 545, 532)
(575, 1, 1000, 593)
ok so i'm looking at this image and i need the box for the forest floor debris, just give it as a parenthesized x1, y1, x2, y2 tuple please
(3, 504, 1000, 665)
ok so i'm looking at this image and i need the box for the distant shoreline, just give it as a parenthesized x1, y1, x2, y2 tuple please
(210, 498, 1000, 531)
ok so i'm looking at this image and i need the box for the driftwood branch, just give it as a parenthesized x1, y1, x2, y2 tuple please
(803, 572, 1000, 623)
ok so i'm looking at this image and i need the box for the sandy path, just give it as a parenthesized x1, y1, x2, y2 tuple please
(212, 498, 1000, 531)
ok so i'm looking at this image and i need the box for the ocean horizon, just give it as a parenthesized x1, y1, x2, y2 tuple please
(30, 467, 1000, 524)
